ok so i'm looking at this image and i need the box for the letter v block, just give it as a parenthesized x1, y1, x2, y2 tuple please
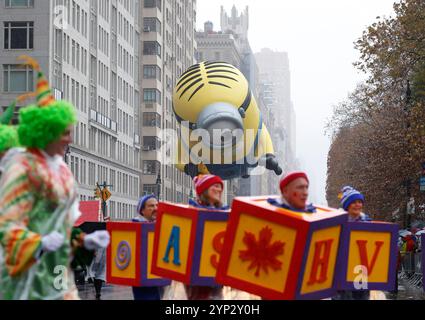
(336, 221, 398, 291)
(216, 196, 348, 300)
(106, 222, 171, 287)
(151, 202, 229, 285)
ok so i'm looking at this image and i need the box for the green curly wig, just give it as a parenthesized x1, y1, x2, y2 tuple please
(18, 101, 76, 149)
(0, 125, 19, 153)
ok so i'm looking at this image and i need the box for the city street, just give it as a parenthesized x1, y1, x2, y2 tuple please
(77, 281, 261, 300)
(1, 0, 424, 303)
(386, 279, 425, 300)
(77, 279, 425, 300)
(78, 283, 133, 300)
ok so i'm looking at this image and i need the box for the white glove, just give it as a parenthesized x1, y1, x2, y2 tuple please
(84, 231, 110, 250)
(41, 231, 65, 253)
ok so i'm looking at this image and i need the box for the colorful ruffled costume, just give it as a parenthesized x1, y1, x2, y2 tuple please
(0, 56, 81, 300)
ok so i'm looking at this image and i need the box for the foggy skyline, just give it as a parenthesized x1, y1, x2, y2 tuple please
(196, 0, 397, 204)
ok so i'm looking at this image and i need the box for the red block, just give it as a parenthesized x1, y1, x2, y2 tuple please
(216, 196, 347, 300)
(151, 202, 229, 286)
(106, 222, 170, 287)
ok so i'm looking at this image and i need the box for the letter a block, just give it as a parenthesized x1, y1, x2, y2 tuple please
(151, 202, 229, 286)
(336, 221, 398, 291)
(216, 196, 348, 300)
(106, 222, 171, 287)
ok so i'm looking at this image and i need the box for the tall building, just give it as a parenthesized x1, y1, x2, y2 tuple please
(195, 5, 269, 199)
(139, 0, 197, 203)
(255, 48, 297, 177)
(0, 0, 141, 221)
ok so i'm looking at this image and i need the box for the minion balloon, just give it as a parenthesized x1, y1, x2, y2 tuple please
(173, 61, 282, 180)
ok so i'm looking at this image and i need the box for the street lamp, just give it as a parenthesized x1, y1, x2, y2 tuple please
(156, 167, 161, 200)
(404, 80, 412, 229)
(64, 145, 71, 163)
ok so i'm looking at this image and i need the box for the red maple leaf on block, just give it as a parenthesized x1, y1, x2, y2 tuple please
(239, 226, 285, 277)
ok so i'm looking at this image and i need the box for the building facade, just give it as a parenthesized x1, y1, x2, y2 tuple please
(138, 0, 197, 203)
(255, 48, 296, 171)
(195, 5, 271, 200)
(0, 0, 141, 220)
(195, 6, 299, 198)
(255, 49, 297, 195)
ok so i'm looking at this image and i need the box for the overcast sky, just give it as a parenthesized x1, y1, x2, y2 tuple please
(196, 0, 397, 205)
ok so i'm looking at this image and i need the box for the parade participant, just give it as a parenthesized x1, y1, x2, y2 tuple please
(91, 247, 107, 300)
(268, 171, 316, 213)
(189, 174, 229, 210)
(340, 186, 371, 222)
(183, 174, 227, 300)
(131, 194, 164, 300)
(133, 194, 158, 223)
(0, 56, 110, 300)
(0, 94, 34, 176)
(0, 94, 33, 299)
(333, 186, 371, 300)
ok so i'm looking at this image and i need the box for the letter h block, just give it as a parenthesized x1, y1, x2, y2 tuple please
(151, 202, 229, 286)
(216, 196, 348, 300)
(106, 222, 171, 287)
(336, 221, 398, 291)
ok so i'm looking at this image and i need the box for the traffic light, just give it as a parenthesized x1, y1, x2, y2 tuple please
(94, 187, 101, 199)
(101, 187, 112, 202)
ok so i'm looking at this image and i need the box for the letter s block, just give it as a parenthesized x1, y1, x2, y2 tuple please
(106, 222, 171, 287)
(216, 196, 347, 300)
(336, 221, 398, 291)
(151, 202, 229, 286)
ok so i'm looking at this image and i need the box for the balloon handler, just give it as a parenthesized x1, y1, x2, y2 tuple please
(131, 194, 167, 300)
(0, 56, 109, 300)
(268, 171, 317, 214)
(181, 174, 229, 300)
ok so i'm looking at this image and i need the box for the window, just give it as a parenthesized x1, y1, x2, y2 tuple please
(4, 22, 34, 49)
(54, 29, 62, 60)
(143, 41, 161, 57)
(143, 161, 160, 175)
(143, 136, 161, 151)
(143, 89, 161, 104)
(143, 65, 161, 81)
(110, 169, 116, 191)
(5, 0, 34, 7)
(3, 64, 33, 92)
(143, 112, 161, 127)
(143, 184, 158, 196)
(88, 162, 96, 186)
(143, 0, 161, 10)
(143, 17, 161, 34)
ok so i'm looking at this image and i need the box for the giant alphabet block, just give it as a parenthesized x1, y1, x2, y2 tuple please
(106, 222, 171, 287)
(151, 202, 229, 286)
(216, 196, 348, 300)
(336, 221, 398, 292)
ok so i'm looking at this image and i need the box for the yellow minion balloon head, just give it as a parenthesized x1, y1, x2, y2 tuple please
(173, 61, 282, 180)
